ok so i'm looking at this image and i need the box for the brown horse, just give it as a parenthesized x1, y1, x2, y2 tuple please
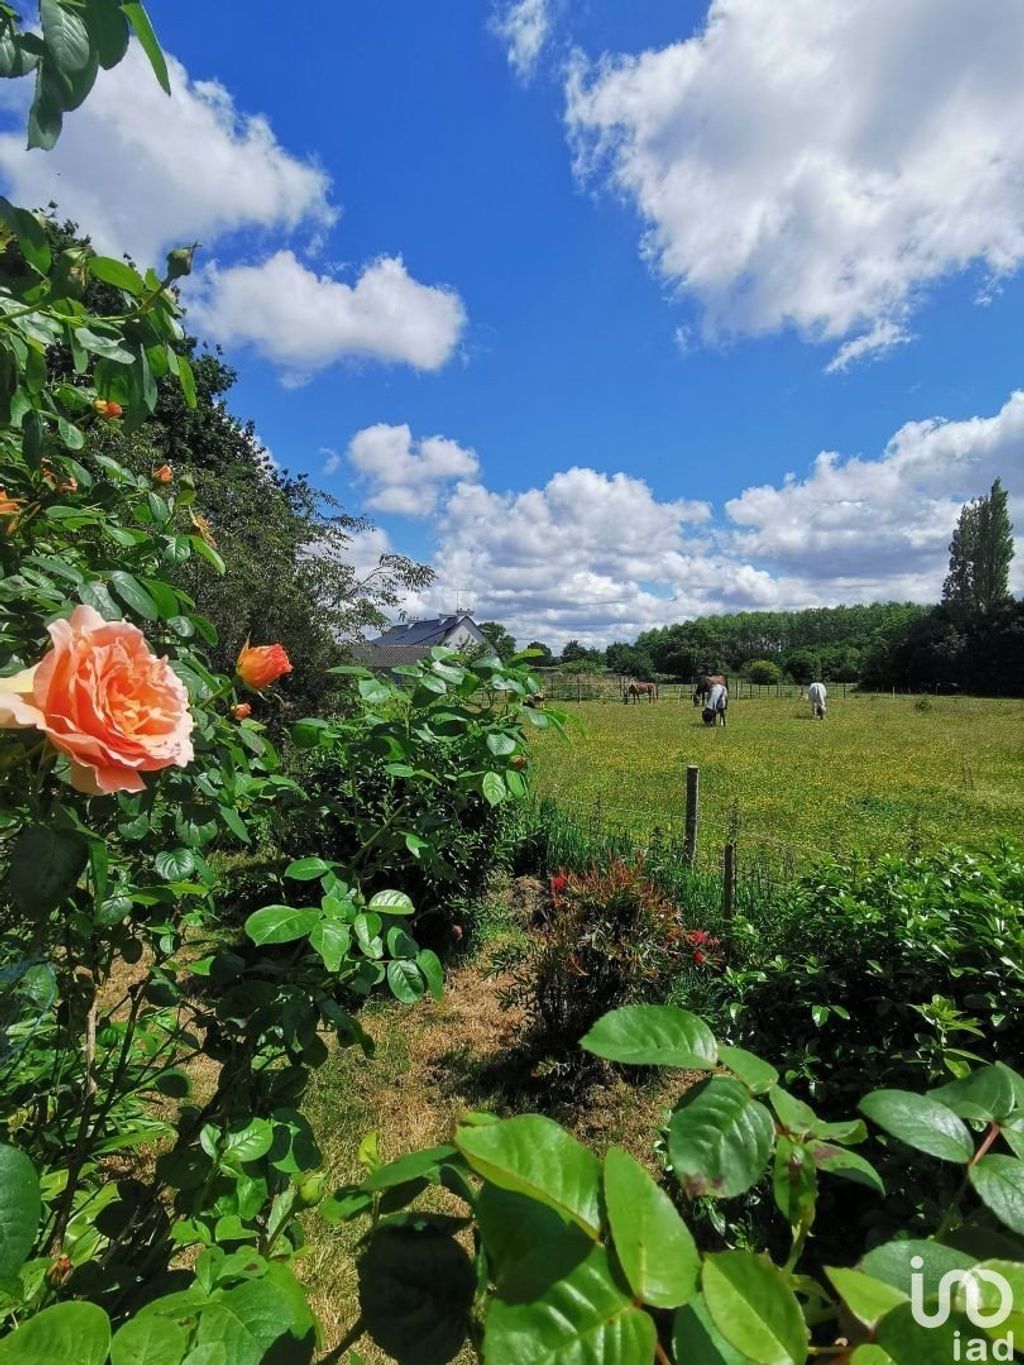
(625, 680, 658, 704)
(693, 674, 728, 707)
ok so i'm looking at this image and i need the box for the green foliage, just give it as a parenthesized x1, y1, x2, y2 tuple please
(943, 476, 1015, 622)
(0, 14, 544, 1359)
(332, 1005, 1024, 1363)
(746, 658, 781, 685)
(715, 842, 1024, 1107)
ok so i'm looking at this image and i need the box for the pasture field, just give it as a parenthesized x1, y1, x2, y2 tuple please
(530, 693, 1024, 867)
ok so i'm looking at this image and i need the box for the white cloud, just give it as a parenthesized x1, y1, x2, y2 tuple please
(725, 390, 1024, 592)
(321, 447, 343, 475)
(0, 46, 335, 265)
(347, 423, 479, 517)
(492, 0, 551, 80)
(370, 393, 1024, 649)
(567, 0, 1024, 367)
(192, 252, 466, 380)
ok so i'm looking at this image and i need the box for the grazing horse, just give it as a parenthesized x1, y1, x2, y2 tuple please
(693, 674, 728, 707)
(626, 680, 658, 704)
(808, 681, 827, 719)
(702, 681, 728, 726)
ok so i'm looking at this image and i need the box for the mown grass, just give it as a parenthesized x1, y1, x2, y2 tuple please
(530, 693, 1024, 867)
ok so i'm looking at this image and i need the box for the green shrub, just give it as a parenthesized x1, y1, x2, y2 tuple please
(709, 842, 1024, 1105)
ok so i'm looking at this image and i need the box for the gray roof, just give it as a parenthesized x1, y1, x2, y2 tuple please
(372, 614, 472, 647)
(347, 643, 435, 668)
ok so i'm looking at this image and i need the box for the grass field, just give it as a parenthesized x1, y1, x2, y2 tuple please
(530, 693, 1024, 867)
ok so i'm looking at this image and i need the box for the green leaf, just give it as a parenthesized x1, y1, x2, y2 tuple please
(83, 0, 130, 69)
(928, 1065, 1019, 1123)
(218, 805, 249, 844)
(110, 1313, 187, 1365)
(0, 1145, 40, 1283)
(221, 1118, 274, 1165)
(109, 569, 160, 620)
(358, 677, 392, 704)
(5, 824, 87, 915)
(78, 578, 123, 620)
(673, 1295, 751, 1364)
(363, 1146, 460, 1193)
(121, 2, 170, 93)
(486, 732, 516, 757)
(0, 1303, 111, 1365)
(702, 1251, 807, 1365)
(284, 857, 333, 881)
(859, 1090, 974, 1163)
(176, 353, 196, 408)
(194, 1277, 296, 1364)
(457, 1114, 602, 1235)
(860, 1239, 976, 1297)
(417, 948, 444, 1002)
(481, 771, 507, 806)
(484, 1244, 657, 1365)
(808, 1140, 884, 1194)
(580, 1004, 718, 1069)
(718, 1045, 779, 1094)
(245, 905, 318, 946)
(969, 1155, 1024, 1234)
(387, 959, 425, 1005)
(90, 254, 146, 296)
(154, 847, 194, 882)
(369, 889, 415, 916)
(40, 0, 91, 73)
(359, 1226, 474, 1365)
(603, 1145, 699, 1309)
(874, 1302, 970, 1365)
(668, 1077, 775, 1199)
(77, 326, 135, 362)
(309, 920, 351, 974)
(825, 1267, 907, 1329)
(772, 1136, 816, 1227)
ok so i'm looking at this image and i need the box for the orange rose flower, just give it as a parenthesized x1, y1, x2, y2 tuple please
(0, 605, 194, 794)
(152, 464, 173, 484)
(232, 702, 252, 720)
(236, 642, 292, 691)
(0, 489, 24, 535)
(93, 399, 122, 420)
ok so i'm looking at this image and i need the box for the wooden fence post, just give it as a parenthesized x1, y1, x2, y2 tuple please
(723, 842, 736, 924)
(684, 764, 700, 867)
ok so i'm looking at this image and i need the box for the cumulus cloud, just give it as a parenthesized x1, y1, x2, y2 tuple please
(492, 0, 551, 80)
(369, 393, 1024, 649)
(567, 0, 1024, 367)
(192, 252, 466, 380)
(0, 46, 335, 265)
(347, 423, 479, 517)
(725, 390, 1024, 592)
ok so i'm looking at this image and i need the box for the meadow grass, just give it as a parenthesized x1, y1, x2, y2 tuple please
(530, 693, 1024, 867)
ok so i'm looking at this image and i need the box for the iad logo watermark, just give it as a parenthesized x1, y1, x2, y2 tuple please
(910, 1255, 1015, 1361)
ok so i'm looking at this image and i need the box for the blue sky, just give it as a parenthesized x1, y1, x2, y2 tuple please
(2, 0, 1023, 645)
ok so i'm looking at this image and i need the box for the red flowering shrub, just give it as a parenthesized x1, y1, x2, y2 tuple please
(499, 858, 716, 1056)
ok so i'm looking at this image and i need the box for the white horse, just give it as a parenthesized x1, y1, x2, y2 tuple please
(703, 681, 728, 726)
(808, 681, 827, 719)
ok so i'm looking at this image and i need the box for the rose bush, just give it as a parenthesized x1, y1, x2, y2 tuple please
(0, 9, 541, 1359)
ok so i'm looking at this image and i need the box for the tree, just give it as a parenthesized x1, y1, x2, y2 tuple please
(943, 478, 1015, 621)
(479, 620, 517, 662)
(606, 642, 655, 678)
(526, 640, 554, 664)
(784, 649, 820, 684)
(747, 659, 781, 685)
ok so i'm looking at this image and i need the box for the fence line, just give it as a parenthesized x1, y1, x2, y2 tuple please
(537, 673, 852, 704)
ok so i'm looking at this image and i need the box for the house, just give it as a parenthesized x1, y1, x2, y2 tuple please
(348, 614, 488, 670)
